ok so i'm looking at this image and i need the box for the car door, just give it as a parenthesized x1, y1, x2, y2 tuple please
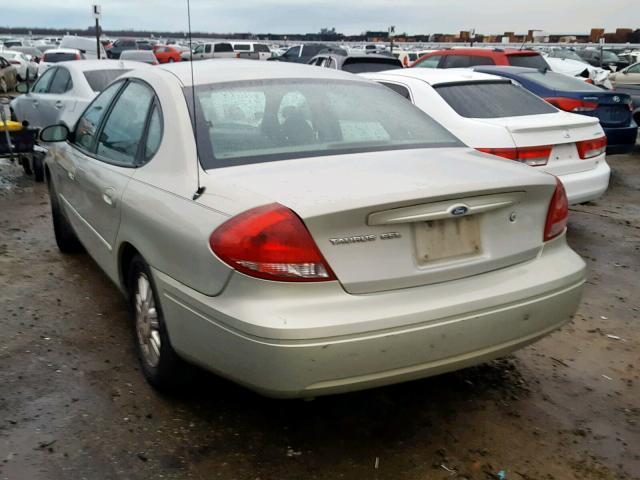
(54, 80, 126, 254)
(72, 80, 157, 269)
(18, 66, 57, 126)
(36, 66, 74, 128)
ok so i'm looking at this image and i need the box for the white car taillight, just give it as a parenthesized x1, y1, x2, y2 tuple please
(576, 137, 607, 159)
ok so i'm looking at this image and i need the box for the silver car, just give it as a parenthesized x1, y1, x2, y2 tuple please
(11, 60, 146, 130)
(39, 60, 586, 398)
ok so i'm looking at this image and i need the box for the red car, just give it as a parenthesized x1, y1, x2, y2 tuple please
(412, 48, 549, 69)
(153, 45, 186, 64)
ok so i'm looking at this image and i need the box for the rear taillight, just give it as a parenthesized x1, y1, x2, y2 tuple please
(544, 178, 569, 242)
(75, 54, 81, 60)
(209, 203, 336, 282)
(545, 97, 598, 112)
(476, 145, 552, 166)
(576, 136, 607, 159)
(235, 53, 240, 58)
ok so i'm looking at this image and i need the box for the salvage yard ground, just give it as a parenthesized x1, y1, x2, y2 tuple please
(0, 150, 639, 480)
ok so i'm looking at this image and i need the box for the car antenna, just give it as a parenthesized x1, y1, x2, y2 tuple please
(187, 0, 205, 201)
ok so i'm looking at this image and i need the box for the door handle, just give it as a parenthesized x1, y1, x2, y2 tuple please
(55, 101, 64, 109)
(32, 100, 38, 107)
(102, 188, 116, 207)
(67, 171, 75, 181)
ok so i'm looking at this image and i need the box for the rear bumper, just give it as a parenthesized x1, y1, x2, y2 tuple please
(154, 237, 586, 398)
(560, 159, 610, 204)
(604, 123, 638, 155)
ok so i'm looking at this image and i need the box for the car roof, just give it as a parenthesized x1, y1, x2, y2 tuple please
(367, 68, 506, 85)
(157, 59, 363, 86)
(429, 48, 540, 56)
(471, 65, 543, 75)
(53, 59, 149, 72)
(43, 48, 82, 54)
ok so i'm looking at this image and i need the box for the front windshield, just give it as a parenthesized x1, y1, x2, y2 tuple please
(185, 79, 462, 169)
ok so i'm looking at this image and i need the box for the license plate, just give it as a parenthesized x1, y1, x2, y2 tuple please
(415, 216, 481, 265)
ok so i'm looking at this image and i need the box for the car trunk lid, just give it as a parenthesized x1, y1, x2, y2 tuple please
(476, 113, 604, 175)
(201, 148, 556, 294)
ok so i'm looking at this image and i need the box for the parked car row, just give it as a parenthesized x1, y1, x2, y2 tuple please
(6, 51, 637, 399)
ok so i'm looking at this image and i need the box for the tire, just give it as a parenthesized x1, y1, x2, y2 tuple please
(49, 180, 84, 253)
(128, 255, 191, 391)
(33, 155, 44, 182)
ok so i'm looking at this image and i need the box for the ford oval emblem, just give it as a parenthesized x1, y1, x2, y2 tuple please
(451, 205, 469, 216)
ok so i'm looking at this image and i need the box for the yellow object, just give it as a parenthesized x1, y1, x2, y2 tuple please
(0, 120, 23, 132)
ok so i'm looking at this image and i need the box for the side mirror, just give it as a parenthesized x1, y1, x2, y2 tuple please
(40, 124, 70, 143)
(16, 82, 29, 94)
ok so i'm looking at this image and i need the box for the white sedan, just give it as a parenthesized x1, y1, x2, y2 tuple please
(363, 69, 610, 204)
(0, 49, 38, 80)
(39, 60, 585, 398)
(11, 59, 146, 130)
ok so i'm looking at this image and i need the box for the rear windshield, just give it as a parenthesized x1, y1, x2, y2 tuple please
(186, 79, 462, 169)
(507, 54, 548, 69)
(83, 69, 130, 92)
(43, 52, 78, 62)
(342, 58, 402, 73)
(521, 70, 604, 92)
(435, 81, 557, 118)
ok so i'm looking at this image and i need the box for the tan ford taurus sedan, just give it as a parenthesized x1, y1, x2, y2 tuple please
(39, 60, 586, 398)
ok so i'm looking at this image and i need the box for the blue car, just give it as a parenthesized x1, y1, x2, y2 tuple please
(472, 66, 638, 155)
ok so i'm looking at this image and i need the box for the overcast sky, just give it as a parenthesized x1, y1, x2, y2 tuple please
(2, 0, 638, 35)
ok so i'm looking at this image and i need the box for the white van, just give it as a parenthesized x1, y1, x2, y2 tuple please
(180, 42, 235, 61)
(231, 42, 272, 61)
(59, 36, 107, 60)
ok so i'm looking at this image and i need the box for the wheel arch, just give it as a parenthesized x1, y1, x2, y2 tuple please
(118, 242, 141, 295)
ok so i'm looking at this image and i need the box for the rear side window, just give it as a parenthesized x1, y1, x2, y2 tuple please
(468, 56, 495, 66)
(214, 43, 233, 53)
(234, 44, 251, 51)
(507, 54, 548, 69)
(379, 82, 412, 100)
(48, 68, 72, 94)
(415, 55, 441, 68)
(342, 59, 402, 73)
(83, 70, 130, 92)
(434, 81, 557, 118)
(255, 44, 270, 53)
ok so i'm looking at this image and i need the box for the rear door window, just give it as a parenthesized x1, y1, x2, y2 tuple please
(507, 54, 548, 69)
(74, 81, 125, 151)
(48, 67, 72, 94)
(415, 55, 442, 68)
(467, 56, 495, 66)
(214, 43, 233, 53)
(96, 81, 155, 166)
(441, 55, 471, 68)
(434, 81, 557, 118)
(205, 44, 212, 54)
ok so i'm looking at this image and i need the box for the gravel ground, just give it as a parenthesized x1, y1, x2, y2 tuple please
(0, 151, 639, 480)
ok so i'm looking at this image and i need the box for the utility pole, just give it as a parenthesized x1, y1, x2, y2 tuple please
(93, 5, 101, 59)
(388, 25, 395, 54)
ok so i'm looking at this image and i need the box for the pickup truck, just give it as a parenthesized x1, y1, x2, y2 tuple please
(232, 42, 272, 61)
(181, 42, 236, 61)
